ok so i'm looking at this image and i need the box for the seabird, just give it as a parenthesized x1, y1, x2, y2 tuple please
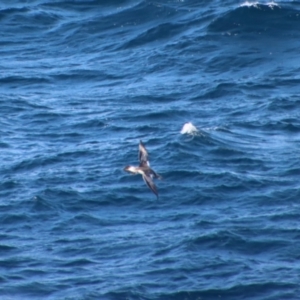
(124, 140, 161, 198)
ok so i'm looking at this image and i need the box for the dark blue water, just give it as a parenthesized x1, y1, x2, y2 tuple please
(1, 0, 300, 299)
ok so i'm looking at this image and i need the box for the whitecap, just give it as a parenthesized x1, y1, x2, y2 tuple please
(239, 1, 280, 9)
(240, 1, 259, 8)
(180, 122, 199, 135)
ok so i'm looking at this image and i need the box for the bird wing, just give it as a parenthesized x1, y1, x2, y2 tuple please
(139, 140, 150, 166)
(151, 169, 162, 180)
(142, 173, 158, 198)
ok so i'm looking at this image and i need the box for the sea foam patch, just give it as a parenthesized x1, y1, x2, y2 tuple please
(240, 1, 280, 9)
(180, 122, 199, 135)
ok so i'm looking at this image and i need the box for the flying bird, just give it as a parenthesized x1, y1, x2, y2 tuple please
(124, 140, 161, 198)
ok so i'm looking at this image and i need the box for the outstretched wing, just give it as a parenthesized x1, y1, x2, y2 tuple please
(139, 140, 150, 166)
(143, 166, 162, 180)
(142, 173, 158, 198)
(151, 169, 162, 180)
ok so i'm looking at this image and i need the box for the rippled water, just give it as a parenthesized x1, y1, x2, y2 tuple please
(1, 1, 300, 299)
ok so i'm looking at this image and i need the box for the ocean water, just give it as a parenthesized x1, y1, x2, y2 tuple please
(1, 0, 300, 299)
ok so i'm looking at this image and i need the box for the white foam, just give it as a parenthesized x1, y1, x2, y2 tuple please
(267, 2, 280, 9)
(240, 1, 280, 9)
(180, 122, 199, 135)
(240, 1, 259, 8)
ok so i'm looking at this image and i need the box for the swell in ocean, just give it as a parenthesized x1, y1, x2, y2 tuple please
(1, 1, 300, 299)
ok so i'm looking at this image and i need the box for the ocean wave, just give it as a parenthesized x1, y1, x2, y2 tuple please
(1, 0, 300, 299)
(209, 2, 300, 37)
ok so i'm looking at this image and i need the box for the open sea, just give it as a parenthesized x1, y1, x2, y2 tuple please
(1, 0, 300, 299)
